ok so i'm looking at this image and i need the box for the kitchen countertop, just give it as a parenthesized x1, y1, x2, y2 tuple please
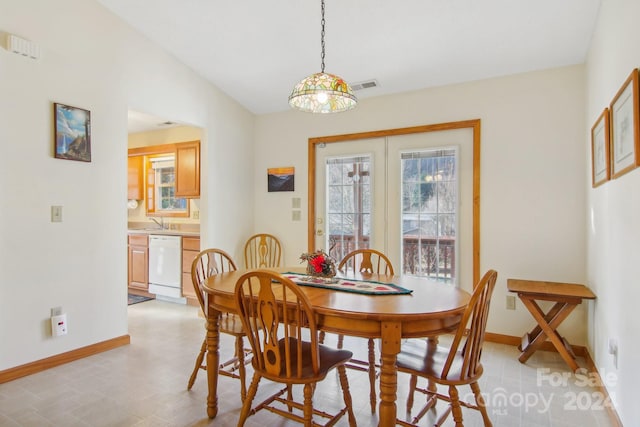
(128, 228, 200, 237)
(128, 221, 200, 237)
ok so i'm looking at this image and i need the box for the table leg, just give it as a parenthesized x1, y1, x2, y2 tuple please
(206, 306, 221, 418)
(518, 298, 580, 371)
(427, 336, 439, 395)
(517, 302, 564, 351)
(378, 321, 401, 427)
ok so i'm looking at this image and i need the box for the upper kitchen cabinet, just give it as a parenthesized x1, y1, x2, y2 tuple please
(128, 140, 201, 206)
(175, 141, 200, 198)
(128, 155, 144, 200)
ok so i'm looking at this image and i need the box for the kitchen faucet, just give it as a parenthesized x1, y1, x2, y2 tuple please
(150, 216, 165, 229)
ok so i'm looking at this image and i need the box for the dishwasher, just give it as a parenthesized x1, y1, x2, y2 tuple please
(148, 235, 185, 303)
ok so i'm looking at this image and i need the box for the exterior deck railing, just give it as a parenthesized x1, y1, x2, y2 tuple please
(328, 234, 455, 282)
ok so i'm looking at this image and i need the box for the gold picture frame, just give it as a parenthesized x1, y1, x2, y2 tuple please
(591, 108, 610, 187)
(609, 69, 640, 179)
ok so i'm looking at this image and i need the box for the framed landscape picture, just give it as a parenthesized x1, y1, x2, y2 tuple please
(268, 166, 295, 192)
(609, 69, 640, 179)
(591, 108, 610, 187)
(54, 102, 91, 162)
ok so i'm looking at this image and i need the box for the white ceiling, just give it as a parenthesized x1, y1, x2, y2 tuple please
(98, 0, 601, 122)
(127, 109, 185, 134)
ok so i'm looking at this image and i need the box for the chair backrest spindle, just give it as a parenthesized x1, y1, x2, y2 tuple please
(244, 233, 282, 269)
(191, 248, 238, 313)
(235, 270, 320, 381)
(338, 248, 395, 275)
(441, 269, 497, 380)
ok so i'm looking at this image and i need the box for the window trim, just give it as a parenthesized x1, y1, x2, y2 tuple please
(145, 155, 190, 218)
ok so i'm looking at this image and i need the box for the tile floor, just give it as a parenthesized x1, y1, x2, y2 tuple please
(0, 299, 615, 426)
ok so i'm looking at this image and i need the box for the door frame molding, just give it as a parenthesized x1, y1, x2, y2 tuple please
(308, 119, 481, 284)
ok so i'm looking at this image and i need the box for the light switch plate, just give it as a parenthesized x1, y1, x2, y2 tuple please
(51, 206, 63, 222)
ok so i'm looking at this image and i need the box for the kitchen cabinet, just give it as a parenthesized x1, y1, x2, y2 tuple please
(128, 234, 149, 294)
(182, 236, 201, 306)
(128, 140, 200, 214)
(175, 141, 200, 198)
(127, 155, 144, 200)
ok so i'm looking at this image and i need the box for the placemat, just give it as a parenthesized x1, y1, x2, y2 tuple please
(282, 272, 413, 295)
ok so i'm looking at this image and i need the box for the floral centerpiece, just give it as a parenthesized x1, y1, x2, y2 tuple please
(300, 250, 337, 279)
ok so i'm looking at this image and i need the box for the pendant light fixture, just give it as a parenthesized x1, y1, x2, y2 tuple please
(288, 0, 357, 113)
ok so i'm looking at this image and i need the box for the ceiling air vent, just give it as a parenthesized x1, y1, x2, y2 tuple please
(351, 79, 379, 91)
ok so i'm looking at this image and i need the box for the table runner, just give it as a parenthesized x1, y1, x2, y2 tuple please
(282, 272, 413, 295)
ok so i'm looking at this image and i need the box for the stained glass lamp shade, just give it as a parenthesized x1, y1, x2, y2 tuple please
(289, 72, 357, 113)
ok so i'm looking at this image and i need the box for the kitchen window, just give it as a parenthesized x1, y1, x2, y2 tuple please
(146, 156, 189, 217)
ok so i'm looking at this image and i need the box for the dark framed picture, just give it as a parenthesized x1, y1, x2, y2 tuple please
(591, 108, 610, 187)
(54, 102, 91, 162)
(609, 69, 640, 179)
(268, 167, 295, 192)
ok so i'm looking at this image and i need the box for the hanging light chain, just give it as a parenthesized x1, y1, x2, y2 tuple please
(288, 0, 357, 113)
(320, 0, 326, 73)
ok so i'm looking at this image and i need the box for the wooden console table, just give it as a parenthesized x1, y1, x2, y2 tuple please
(507, 278, 596, 372)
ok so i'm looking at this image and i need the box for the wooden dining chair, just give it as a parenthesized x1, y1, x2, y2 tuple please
(234, 269, 357, 427)
(338, 248, 395, 276)
(243, 233, 282, 269)
(333, 248, 395, 414)
(396, 269, 498, 427)
(187, 248, 249, 402)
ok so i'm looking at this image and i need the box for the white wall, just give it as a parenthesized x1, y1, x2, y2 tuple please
(0, 0, 254, 370)
(255, 65, 588, 344)
(585, 0, 640, 424)
(128, 125, 203, 149)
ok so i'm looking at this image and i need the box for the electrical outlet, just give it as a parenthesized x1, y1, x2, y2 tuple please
(193, 210, 200, 219)
(292, 210, 301, 221)
(608, 338, 618, 369)
(506, 295, 516, 310)
(51, 314, 67, 337)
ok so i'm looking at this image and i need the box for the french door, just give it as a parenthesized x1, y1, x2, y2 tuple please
(314, 137, 387, 258)
(310, 122, 479, 287)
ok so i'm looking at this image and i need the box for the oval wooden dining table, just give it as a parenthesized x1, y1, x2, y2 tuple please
(201, 268, 471, 427)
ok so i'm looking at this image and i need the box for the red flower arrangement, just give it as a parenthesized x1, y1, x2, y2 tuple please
(300, 250, 337, 278)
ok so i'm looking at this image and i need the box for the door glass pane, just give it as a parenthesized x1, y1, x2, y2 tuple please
(326, 156, 371, 261)
(401, 149, 457, 283)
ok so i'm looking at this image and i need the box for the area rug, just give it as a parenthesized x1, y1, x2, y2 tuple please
(128, 294, 154, 305)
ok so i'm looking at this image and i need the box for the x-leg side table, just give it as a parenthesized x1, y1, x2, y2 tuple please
(507, 278, 596, 372)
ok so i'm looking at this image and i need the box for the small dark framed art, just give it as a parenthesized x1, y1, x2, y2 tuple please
(54, 102, 91, 162)
(609, 69, 640, 179)
(590, 108, 610, 187)
(268, 167, 295, 192)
